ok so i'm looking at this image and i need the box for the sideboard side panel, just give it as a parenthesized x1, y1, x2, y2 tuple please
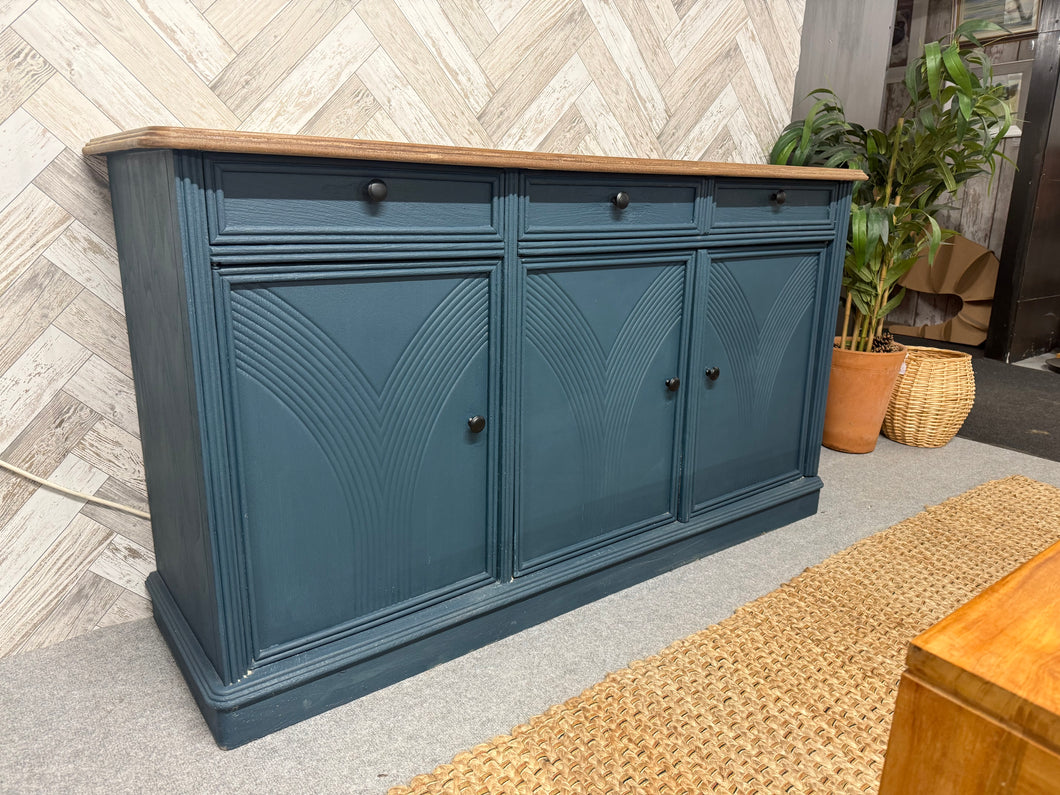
(107, 150, 223, 674)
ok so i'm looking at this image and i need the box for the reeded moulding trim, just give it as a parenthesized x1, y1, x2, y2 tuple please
(84, 127, 868, 182)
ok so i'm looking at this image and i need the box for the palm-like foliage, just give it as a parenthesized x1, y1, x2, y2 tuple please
(770, 20, 1013, 351)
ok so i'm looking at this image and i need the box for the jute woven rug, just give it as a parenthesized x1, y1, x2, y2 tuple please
(390, 475, 1060, 795)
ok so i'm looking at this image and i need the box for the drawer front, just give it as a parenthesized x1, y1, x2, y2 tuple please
(711, 180, 836, 231)
(205, 155, 501, 243)
(520, 173, 700, 239)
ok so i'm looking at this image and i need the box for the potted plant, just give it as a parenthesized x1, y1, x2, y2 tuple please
(770, 20, 1012, 452)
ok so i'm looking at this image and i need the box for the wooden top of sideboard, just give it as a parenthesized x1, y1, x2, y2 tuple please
(905, 537, 1060, 754)
(83, 127, 868, 182)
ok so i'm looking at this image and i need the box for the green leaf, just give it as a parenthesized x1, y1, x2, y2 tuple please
(926, 214, 943, 263)
(924, 41, 943, 102)
(879, 287, 907, 318)
(942, 43, 972, 95)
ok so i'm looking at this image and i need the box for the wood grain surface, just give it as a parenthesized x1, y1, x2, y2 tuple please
(83, 126, 867, 180)
(879, 673, 1060, 795)
(906, 537, 1060, 753)
(880, 538, 1060, 793)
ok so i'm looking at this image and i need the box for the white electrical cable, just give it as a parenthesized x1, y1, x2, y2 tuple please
(0, 458, 151, 520)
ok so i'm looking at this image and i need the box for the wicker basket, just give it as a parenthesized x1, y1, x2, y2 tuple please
(883, 346, 975, 448)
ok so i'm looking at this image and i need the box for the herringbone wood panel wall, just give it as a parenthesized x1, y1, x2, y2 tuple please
(0, 0, 805, 658)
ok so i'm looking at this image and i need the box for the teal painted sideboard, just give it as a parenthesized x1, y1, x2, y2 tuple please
(85, 129, 861, 747)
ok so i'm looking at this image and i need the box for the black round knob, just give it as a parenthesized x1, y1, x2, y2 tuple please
(467, 415, 486, 433)
(665, 377, 680, 392)
(612, 191, 630, 210)
(770, 189, 787, 206)
(366, 179, 388, 202)
(706, 367, 721, 382)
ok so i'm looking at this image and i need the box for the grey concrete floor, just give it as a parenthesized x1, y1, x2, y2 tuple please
(2, 436, 1059, 794)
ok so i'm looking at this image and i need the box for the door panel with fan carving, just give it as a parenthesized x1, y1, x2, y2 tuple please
(684, 247, 825, 516)
(515, 254, 691, 573)
(216, 264, 498, 661)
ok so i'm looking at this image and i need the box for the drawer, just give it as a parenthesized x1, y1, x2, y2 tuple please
(711, 180, 836, 231)
(205, 155, 501, 244)
(519, 173, 700, 239)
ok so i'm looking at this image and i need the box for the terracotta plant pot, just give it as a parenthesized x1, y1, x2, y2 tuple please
(822, 340, 908, 453)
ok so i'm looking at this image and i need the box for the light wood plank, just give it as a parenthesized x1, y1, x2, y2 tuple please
(573, 130, 606, 157)
(356, 48, 455, 145)
(477, 0, 530, 31)
(729, 56, 786, 157)
(0, 0, 35, 28)
(667, 0, 737, 64)
(62, 357, 138, 439)
(672, 0, 699, 17)
(96, 587, 152, 629)
(726, 104, 766, 163)
(0, 108, 64, 210)
(577, 29, 665, 158)
(496, 53, 592, 150)
(641, 0, 681, 37)
(394, 0, 495, 115)
(41, 222, 123, 314)
(0, 28, 54, 124)
(538, 103, 592, 155)
(658, 43, 736, 156)
(436, 0, 497, 57)
(477, 2, 593, 141)
(0, 255, 82, 374)
(735, 20, 788, 131)
(210, 0, 351, 120)
(355, 0, 490, 147)
(740, 0, 799, 105)
(478, 0, 579, 86)
(0, 391, 100, 530)
(0, 326, 90, 451)
(80, 477, 152, 551)
(21, 74, 120, 154)
(57, 0, 238, 129)
(661, 0, 746, 108)
(89, 533, 155, 599)
(0, 516, 114, 656)
(702, 128, 736, 162)
(33, 148, 117, 250)
(204, 0, 289, 51)
(240, 10, 376, 133)
(126, 0, 236, 83)
(84, 126, 867, 180)
(610, 0, 676, 90)
(757, 0, 801, 76)
(666, 82, 741, 160)
(0, 184, 72, 299)
(299, 74, 379, 138)
(575, 82, 637, 157)
(16, 571, 123, 654)
(354, 108, 410, 143)
(72, 419, 145, 492)
(52, 290, 132, 378)
(12, 0, 180, 129)
(0, 453, 108, 604)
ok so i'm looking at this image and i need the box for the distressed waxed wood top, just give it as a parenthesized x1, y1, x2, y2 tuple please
(905, 537, 1060, 752)
(83, 127, 867, 182)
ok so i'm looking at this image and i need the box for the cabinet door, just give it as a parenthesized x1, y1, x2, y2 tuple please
(684, 247, 824, 515)
(516, 255, 690, 573)
(216, 265, 497, 661)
